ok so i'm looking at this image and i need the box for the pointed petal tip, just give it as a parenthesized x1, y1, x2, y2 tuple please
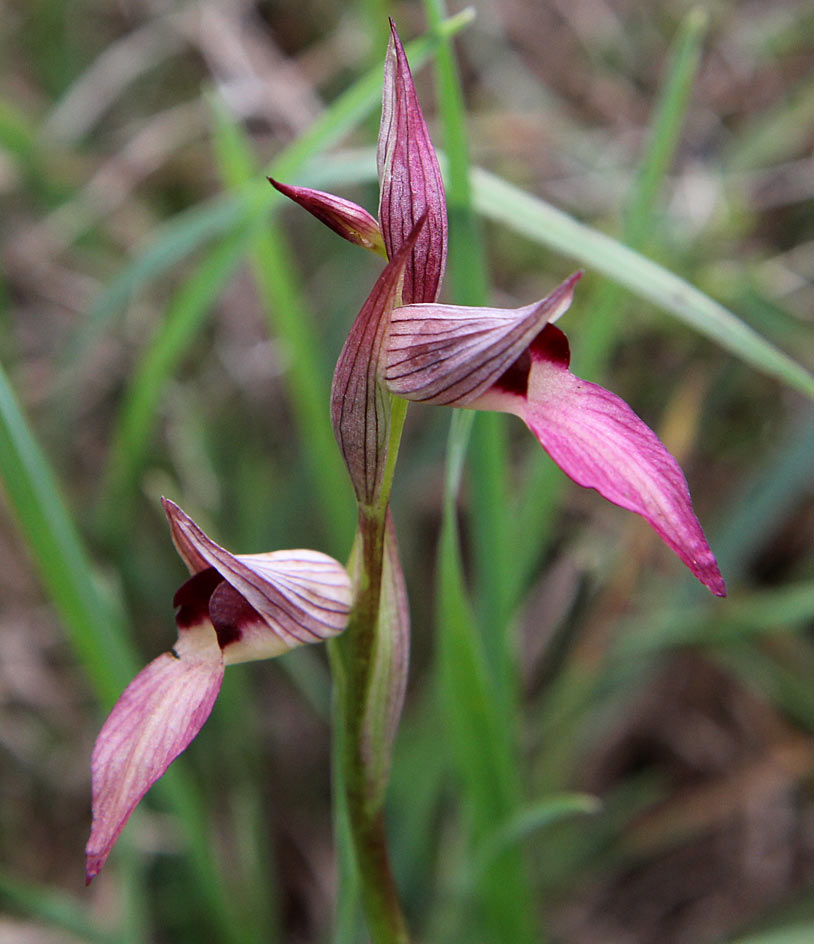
(84, 855, 103, 885)
(706, 569, 727, 597)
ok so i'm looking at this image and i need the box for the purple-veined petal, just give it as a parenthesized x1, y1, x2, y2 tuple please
(163, 499, 352, 659)
(85, 620, 224, 882)
(330, 217, 425, 505)
(269, 178, 386, 256)
(476, 325, 726, 596)
(385, 273, 581, 405)
(377, 20, 447, 303)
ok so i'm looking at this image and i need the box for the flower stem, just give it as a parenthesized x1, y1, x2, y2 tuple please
(331, 395, 412, 943)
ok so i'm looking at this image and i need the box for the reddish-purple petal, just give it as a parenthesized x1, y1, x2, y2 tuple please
(163, 499, 352, 658)
(384, 274, 581, 404)
(330, 217, 425, 505)
(377, 20, 447, 303)
(85, 622, 224, 882)
(476, 326, 726, 596)
(269, 178, 386, 256)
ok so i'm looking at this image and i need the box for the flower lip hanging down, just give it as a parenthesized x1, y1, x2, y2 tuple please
(384, 278, 726, 597)
(85, 499, 352, 883)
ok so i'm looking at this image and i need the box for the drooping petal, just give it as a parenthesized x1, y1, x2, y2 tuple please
(163, 499, 352, 660)
(330, 217, 425, 505)
(385, 273, 581, 404)
(269, 178, 386, 256)
(377, 20, 447, 303)
(476, 325, 726, 596)
(85, 620, 224, 882)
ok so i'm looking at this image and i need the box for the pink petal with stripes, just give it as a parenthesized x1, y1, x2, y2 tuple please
(163, 499, 352, 659)
(377, 20, 447, 303)
(385, 274, 581, 404)
(85, 620, 224, 882)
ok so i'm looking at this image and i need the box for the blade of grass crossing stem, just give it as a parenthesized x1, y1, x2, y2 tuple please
(209, 96, 352, 553)
(437, 411, 537, 944)
(511, 9, 709, 605)
(0, 363, 252, 944)
(99, 227, 251, 539)
(68, 11, 475, 371)
(471, 166, 814, 398)
(575, 7, 708, 379)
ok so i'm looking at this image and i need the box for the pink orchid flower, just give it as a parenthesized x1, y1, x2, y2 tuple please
(384, 275, 726, 596)
(85, 499, 351, 882)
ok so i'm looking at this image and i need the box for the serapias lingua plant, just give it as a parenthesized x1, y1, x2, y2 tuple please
(87, 17, 725, 944)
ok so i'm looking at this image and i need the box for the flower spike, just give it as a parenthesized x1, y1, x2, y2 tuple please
(86, 501, 352, 882)
(384, 283, 725, 596)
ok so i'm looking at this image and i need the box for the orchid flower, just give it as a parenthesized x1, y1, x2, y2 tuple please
(384, 274, 726, 596)
(85, 499, 352, 882)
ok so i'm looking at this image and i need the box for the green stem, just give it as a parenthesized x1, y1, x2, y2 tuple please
(332, 396, 412, 943)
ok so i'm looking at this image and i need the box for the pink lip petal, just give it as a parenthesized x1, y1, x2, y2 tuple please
(85, 624, 224, 883)
(477, 327, 726, 596)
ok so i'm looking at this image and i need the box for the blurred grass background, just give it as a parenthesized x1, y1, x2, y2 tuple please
(1, 1, 813, 942)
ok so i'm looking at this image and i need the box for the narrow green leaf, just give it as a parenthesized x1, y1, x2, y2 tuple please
(0, 361, 137, 703)
(575, 6, 708, 378)
(436, 413, 536, 944)
(465, 793, 601, 885)
(99, 227, 251, 535)
(471, 166, 814, 398)
(210, 95, 353, 552)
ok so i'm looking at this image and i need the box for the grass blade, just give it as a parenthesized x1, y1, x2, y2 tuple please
(471, 166, 814, 398)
